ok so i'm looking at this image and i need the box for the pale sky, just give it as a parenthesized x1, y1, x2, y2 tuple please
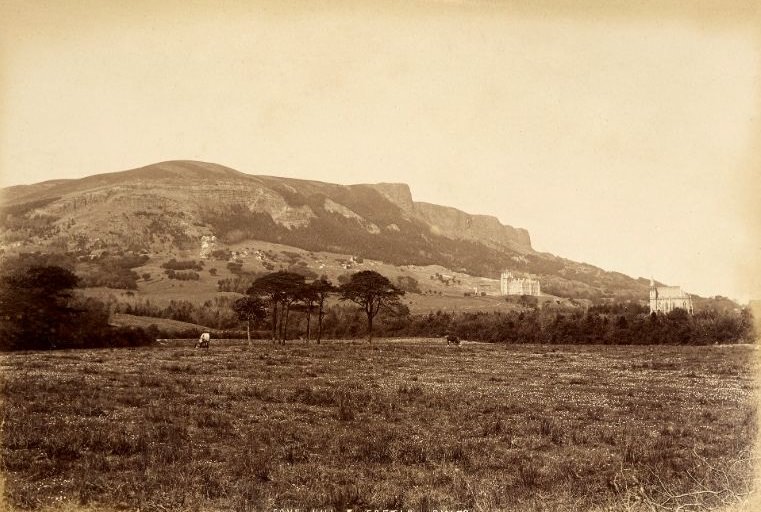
(2, 1, 760, 302)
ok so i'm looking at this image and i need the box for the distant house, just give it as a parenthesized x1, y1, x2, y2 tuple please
(649, 280, 693, 314)
(500, 271, 541, 296)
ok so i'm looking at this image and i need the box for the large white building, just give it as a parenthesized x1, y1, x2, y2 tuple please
(649, 280, 693, 314)
(500, 271, 541, 296)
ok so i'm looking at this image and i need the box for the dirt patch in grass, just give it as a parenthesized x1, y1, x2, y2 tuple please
(0, 340, 758, 511)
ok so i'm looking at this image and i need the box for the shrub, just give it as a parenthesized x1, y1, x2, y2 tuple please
(211, 249, 232, 260)
(161, 258, 203, 271)
(164, 269, 200, 281)
(396, 275, 421, 294)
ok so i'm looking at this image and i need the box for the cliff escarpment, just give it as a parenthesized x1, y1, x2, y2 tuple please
(368, 183, 531, 252)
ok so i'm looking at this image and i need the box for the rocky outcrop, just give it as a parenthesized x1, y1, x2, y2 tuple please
(413, 202, 532, 252)
(246, 188, 315, 229)
(370, 183, 415, 216)
(369, 183, 532, 251)
(323, 199, 380, 234)
(200, 235, 217, 259)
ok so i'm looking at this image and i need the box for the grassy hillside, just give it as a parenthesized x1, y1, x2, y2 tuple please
(109, 313, 213, 334)
(77, 240, 586, 318)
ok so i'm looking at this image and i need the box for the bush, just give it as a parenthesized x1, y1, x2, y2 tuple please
(396, 276, 421, 294)
(164, 269, 200, 280)
(161, 258, 203, 271)
(211, 249, 232, 260)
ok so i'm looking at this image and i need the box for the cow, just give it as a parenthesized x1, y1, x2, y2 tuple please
(196, 332, 211, 350)
(445, 334, 460, 346)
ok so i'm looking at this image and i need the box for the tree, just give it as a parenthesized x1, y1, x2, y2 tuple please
(311, 277, 336, 344)
(294, 284, 318, 342)
(232, 296, 267, 345)
(276, 273, 306, 342)
(247, 271, 305, 343)
(339, 270, 404, 343)
(0, 265, 80, 350)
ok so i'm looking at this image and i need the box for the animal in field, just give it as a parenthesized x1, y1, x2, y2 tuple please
(445, 334, 460, 345)
(196, 332, 210, 349)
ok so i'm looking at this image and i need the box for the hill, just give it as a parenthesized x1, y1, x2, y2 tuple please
(109, 313, 213, 334)
(0, 160, 651, 302)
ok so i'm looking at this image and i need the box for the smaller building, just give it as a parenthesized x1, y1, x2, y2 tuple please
(500, 271, 541, 296)
(649, 280, 693, 314)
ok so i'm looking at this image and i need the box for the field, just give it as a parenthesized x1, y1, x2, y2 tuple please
(109, 313, 214, 334)
(1, 339, 758, 511)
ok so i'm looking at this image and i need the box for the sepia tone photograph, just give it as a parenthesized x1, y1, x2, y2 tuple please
(1, 1, 760, 511)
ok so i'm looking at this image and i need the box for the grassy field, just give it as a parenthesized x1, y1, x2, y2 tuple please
(0, 339, 758, 511)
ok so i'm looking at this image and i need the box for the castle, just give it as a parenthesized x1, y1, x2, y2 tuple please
(649, 280, 693, 314)
(500, 271, 541, 296)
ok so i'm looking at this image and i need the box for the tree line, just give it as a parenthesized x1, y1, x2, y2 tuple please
(379, 307, 755, 345)
(0, 263, 755, 351)
(216, 272, 757, 346)
(257, 302, 754, 346)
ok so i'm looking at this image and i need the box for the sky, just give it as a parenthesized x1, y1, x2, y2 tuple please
(1, 1, 760, 302)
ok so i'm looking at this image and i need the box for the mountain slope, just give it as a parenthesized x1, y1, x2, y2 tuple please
(0, 160, 649, 300)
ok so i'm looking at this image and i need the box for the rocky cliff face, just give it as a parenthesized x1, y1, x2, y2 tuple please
(368, 183, 531, 251)
(413, 202, 531, 252)
(370, 183, 415, 216)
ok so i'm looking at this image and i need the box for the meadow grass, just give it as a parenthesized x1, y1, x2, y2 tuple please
(0, 339, 758, 511)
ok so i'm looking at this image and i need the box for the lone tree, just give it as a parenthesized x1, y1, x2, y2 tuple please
(339, 270, 404, 343)
(232, 295, 267, 345)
